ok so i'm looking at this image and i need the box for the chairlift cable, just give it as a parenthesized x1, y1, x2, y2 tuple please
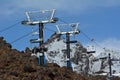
(80, 30, 103, 49)
(0, 21, 20, 33)
(47, 18, 103, 49)
(44, 27, 56, 33)
(44, 26, 67, 42)
(10, 29, 38, 44)
(59, 18, 69, 24)
(80, 31, 92, 41)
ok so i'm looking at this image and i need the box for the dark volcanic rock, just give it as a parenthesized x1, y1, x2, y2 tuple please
(0, 36, 120, 80)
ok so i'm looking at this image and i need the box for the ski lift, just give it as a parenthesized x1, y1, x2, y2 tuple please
(21, 9, 58, 25)
(22, 9, 58, 66)
(87, 38, 96, 54)
(56, 23, 80, 35)
(55, 23, 80, 70)
(30, 38, 42, 43)
(87, 45, 96, 54)
(32, 31, 39, 35)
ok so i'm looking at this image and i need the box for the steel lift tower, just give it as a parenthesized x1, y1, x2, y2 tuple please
(98, 50, 120, 80)
(108, 53, 120, 80)
(21, 9, 58, 66)
(56, 23, 80, 69)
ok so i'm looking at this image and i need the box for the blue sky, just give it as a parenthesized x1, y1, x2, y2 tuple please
(0, 0, 120, 51)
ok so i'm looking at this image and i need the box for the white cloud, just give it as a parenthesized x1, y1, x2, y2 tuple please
(17, 0, 120, 9)
(98, 38, 120, 51)
(1, 0, 120, 16)
(86, 38, 120, 56)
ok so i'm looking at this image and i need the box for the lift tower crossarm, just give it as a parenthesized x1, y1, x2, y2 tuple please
(55, 23, 80, 70)
(21, 9, 58, 66)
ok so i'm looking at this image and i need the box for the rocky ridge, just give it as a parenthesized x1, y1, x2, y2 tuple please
(0, 36, 120, 80)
